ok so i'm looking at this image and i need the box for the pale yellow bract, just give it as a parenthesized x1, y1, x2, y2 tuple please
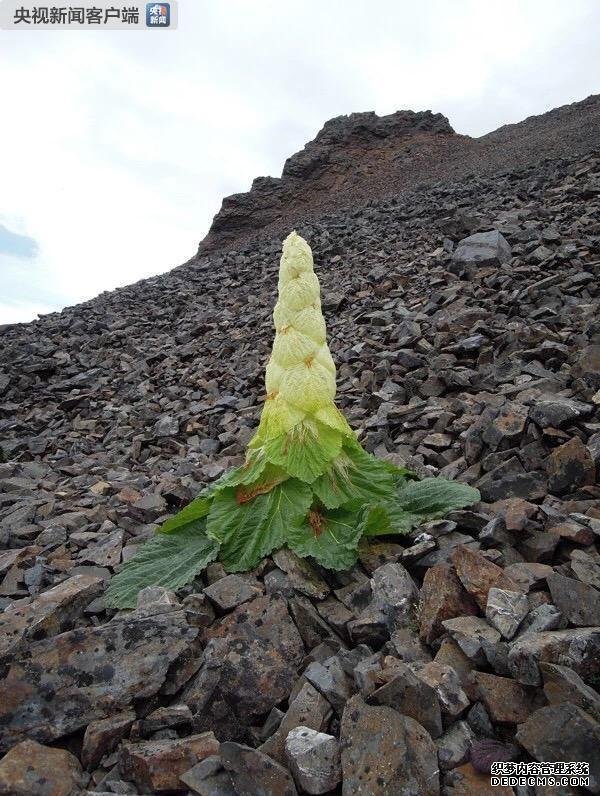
(252, 231, 351, 443)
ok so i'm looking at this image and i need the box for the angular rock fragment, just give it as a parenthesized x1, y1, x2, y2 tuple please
(260, 682, 332, 764)
(547, 572, 600, 626)
(369, 660, 443, 738)
(419, 563, 478, 644)
(220, 742, 298, 796)
(184, 596, 304, 734)
(203, 573, 263, 612)
(285, 726, 341, 795)
(81, 709, 136, 769)
(0, 739, 86, 796)
(451, 545, 521, 611)
(442, 615, 501, 666)
(508, 627, 600, 685)
(0, 573, 103, 662)
(541, 662, 600, 722)
(436, 720, 476, 771)
(340, 694, 439, 796)
(0, 608, 197, 751)
(121, 733, 219, 792)
(472, 671, 536, 724)
(516, 704, 600, 793)
(485, 587, 529, 639)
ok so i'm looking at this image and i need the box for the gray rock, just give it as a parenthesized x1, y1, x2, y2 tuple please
(529, 396, 593, 428)
(452, 230, 512, 271)
(0, 608, 197, 751)
(184, 596, 304, 731)
(541, 662, 600, 723)
(516, 704, 600, 793)
(508, 627, 600, 685)
(285, 726, 341, 795)
(369, 561, 419, 629)
(154, 415, 179, 437)
(180, 755, 237, 796)
(436, 720, 476, 770)
(547, 572, 600, 626)
(260, 682, 332, 765)
(220, 742, 298, 796)
(369, 660, 443, 738)
(486, 587, 529, 639)
(409, 660, 470, 717)
(0, 573, 103, 662)
(203, 574, 263, 612)
(304, 655, 353, 716)
(340, 694, 439, 796)
(517, 602, 564, 635)
(442, 615, 501, 665)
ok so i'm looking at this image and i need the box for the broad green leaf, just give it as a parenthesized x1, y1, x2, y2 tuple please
(287, 506, 364, 570)
(396, 478, 480, 518)
(159, 495, 212, 535)
(207, 479, 313, 572)
(312, 440, 401, 509)
(104, 522, 219, 609)
(361, 501, 418, 536)
(263, 420, 342, 483)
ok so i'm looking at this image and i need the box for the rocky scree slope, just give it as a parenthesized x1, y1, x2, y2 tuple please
(0, 128, 600, 793)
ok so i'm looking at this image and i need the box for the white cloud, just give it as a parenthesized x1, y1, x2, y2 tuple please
(1, 0, 599, 323)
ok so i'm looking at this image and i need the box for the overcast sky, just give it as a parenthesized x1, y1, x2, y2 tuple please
(1, 0, 599, 324)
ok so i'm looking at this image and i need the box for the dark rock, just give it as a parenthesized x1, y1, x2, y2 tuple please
(184, 596, 303, 733)
(516, 704, 600, 793)
(340, 694, 439, 795)
(419, 563, 478, 644)
(260, 682, 332, 765)
(369, 660, 443, 738)
(220, 742, 298, 796)
(81, 709, 136, 769)
(120, 733, 219, 792)
(508, 627, 600, 685)
(547, 572, 600, 626)
(541, 662, 600, 722)
(0, 608, 197, 751)
(547, 436, 595, 494)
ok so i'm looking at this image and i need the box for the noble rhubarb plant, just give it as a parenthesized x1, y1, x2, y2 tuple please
(106, 232, 479, 608)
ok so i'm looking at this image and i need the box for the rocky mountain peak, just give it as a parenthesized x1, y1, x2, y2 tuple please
(200, 94, 600, 254)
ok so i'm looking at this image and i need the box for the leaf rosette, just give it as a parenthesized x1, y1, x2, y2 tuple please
(106, 233, 479, 608)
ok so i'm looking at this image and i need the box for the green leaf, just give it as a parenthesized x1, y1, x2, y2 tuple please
(361, 501, 418, 536)
(263, 419, 342, 483)
(311, 440, 401, 509)
(287, 506, 365, 570)
(206, 479, 313, 572)
(159, 496, 212, 534)
(104, 522, 219, 609)
(396, 478, 480, 518)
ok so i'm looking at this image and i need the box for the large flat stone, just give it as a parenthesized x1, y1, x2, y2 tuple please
(0, 609, 197, 751)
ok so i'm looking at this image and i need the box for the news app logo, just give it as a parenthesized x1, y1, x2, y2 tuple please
(146, 3, 170, 27)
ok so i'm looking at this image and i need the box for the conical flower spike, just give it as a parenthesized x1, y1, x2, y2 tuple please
(247, 232, 354, 482)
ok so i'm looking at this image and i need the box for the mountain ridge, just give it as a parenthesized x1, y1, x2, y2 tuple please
(199, 93, 600, 253)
